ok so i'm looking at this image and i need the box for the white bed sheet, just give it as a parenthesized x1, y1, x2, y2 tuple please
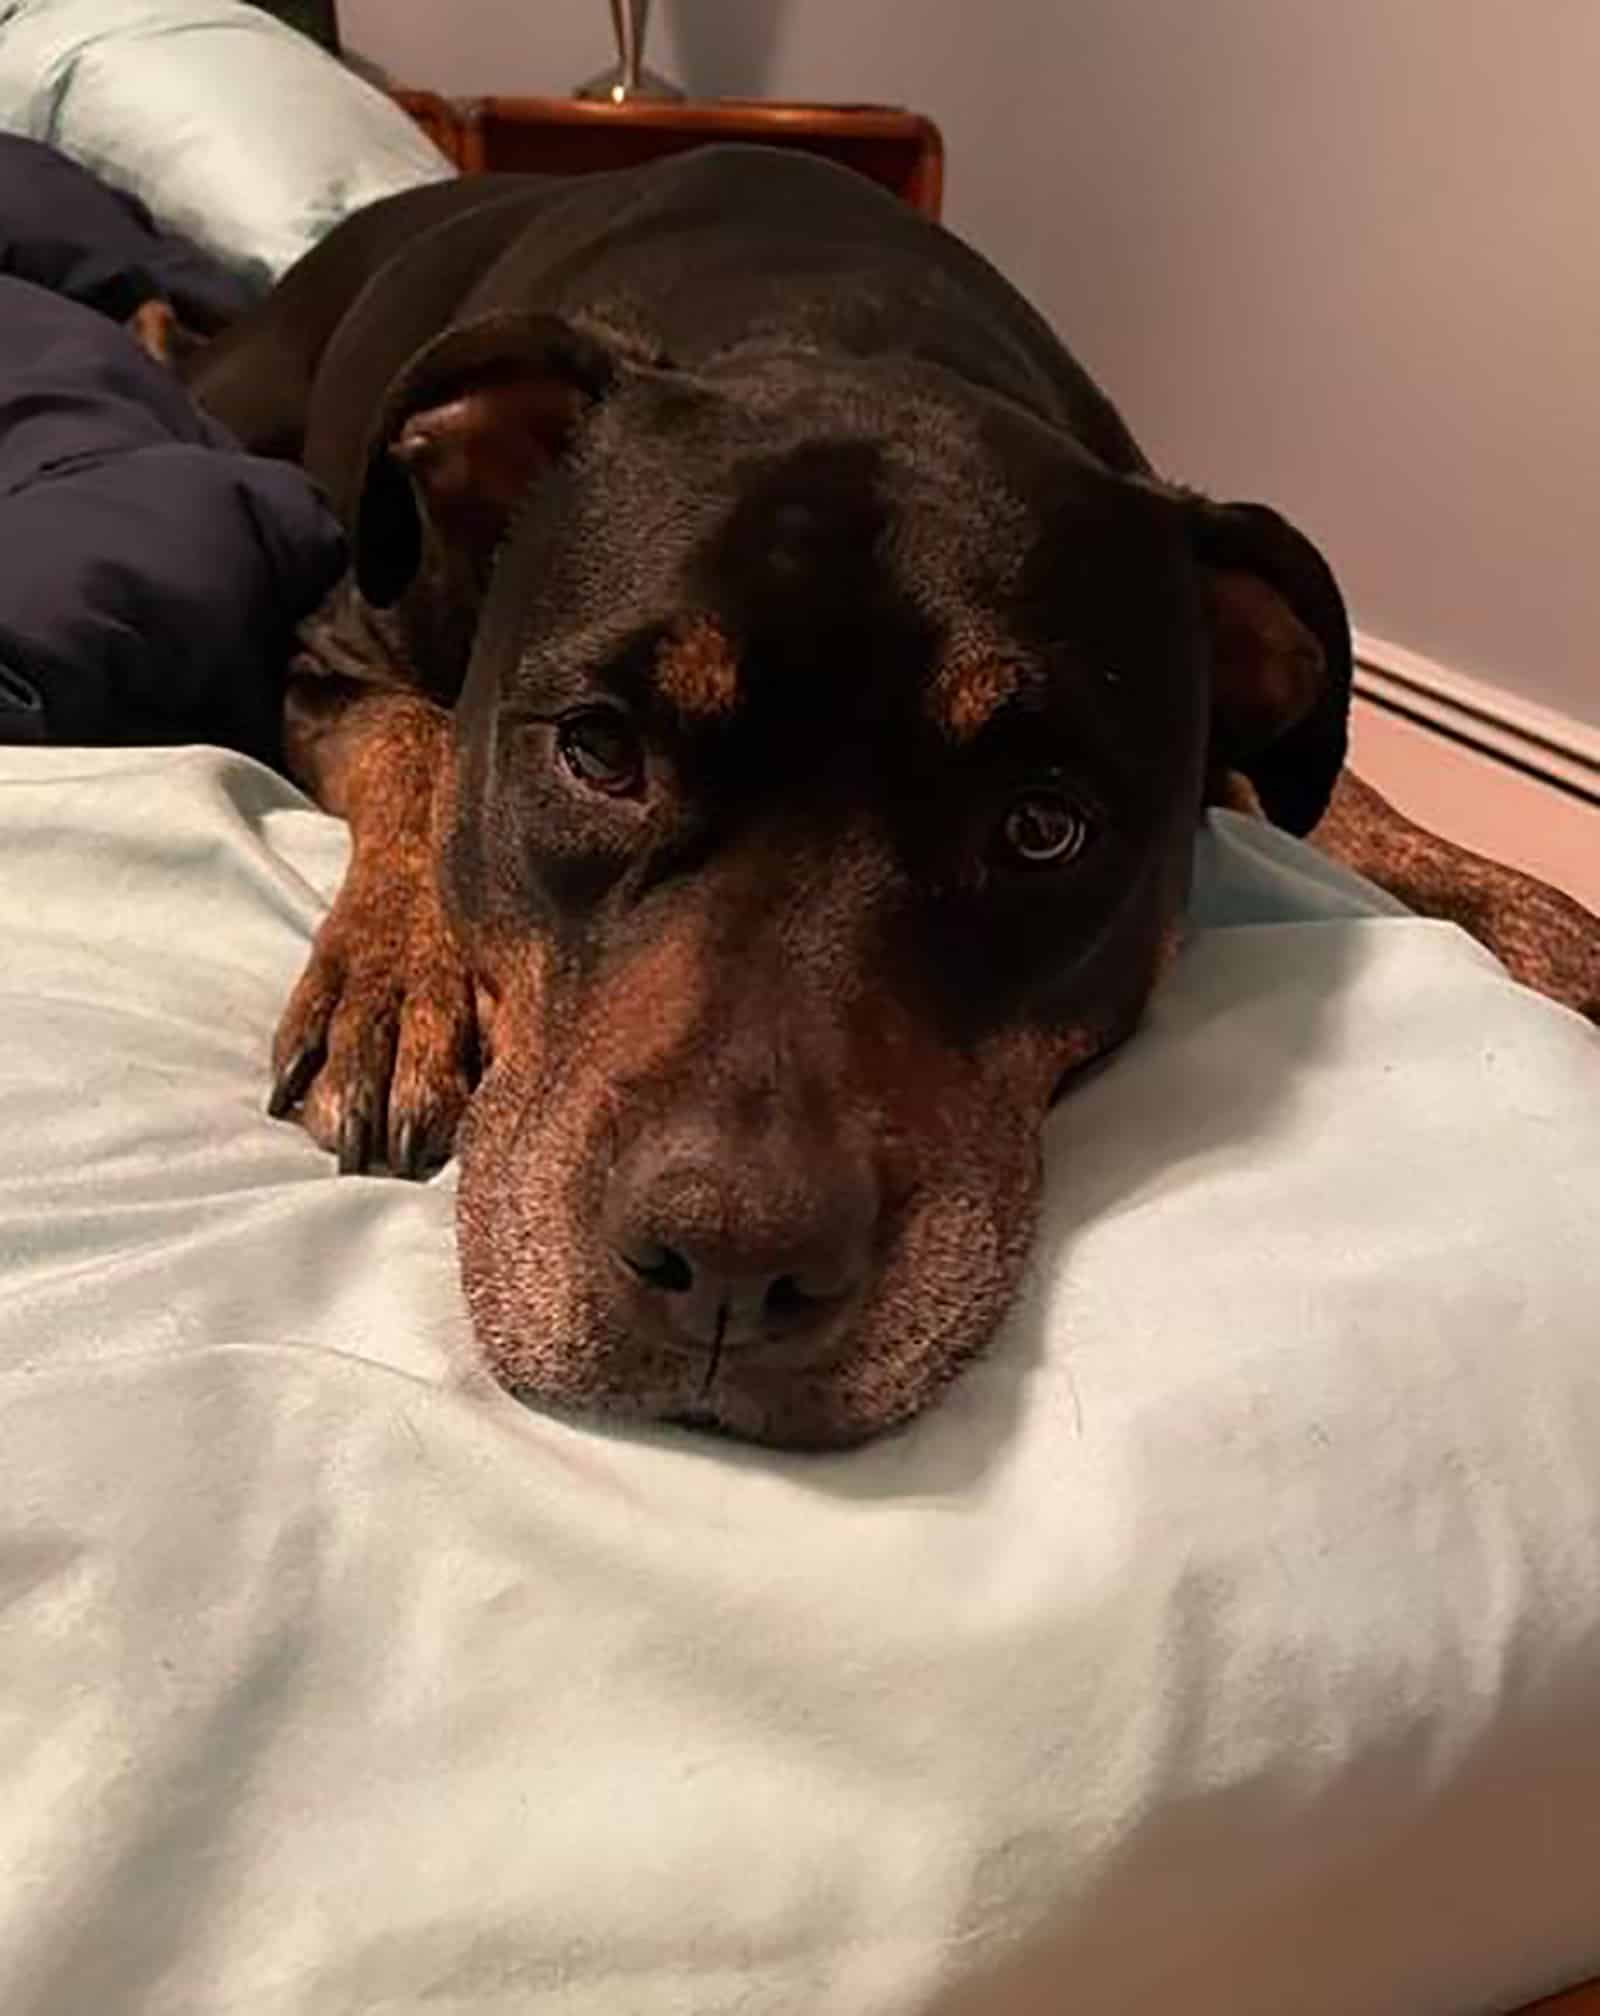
(1, 745, 1598, 2016)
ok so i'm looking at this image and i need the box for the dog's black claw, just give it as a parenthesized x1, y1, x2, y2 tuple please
(337, 1108, 372, 1175)
(267, 1043, 319, 1119)
(393, 1116, 454, 1181)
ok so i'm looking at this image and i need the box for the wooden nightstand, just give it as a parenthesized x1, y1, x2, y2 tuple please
(392, 90, 943, 221)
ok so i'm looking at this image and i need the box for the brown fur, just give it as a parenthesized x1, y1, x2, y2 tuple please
(1212, 770, 1266, 819)
(444, 769, 1175, 1446)
(455, 848, 1081, 1446)
(928, 651, 1020, 744)
(127, 299, 180, 367)
(271, 685, 476, 1172)
(1310, 771, 1600, 1024)
(393, 375, 585, 566)
(1206, 569, 1323, 749)
(653, 617, 741, 719)
(126, 298, 211, 372)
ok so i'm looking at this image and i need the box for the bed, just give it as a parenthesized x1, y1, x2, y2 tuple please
(1, 6, 1599, 2012)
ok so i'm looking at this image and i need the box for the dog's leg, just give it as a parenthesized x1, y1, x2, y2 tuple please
(269, 671, 478, 1176)
(1312, 771, 1600, 1024)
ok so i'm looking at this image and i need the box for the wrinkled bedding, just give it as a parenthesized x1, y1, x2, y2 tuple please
(2, 744, 1598, 2016)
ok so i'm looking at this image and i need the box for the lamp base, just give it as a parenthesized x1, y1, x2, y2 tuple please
(573, 64, 684, 104)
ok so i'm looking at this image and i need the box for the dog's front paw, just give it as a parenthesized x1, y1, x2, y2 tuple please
(269, 868, 477, 1178)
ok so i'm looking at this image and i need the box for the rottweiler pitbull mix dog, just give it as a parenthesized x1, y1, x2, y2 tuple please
(193, 148, 1350, 1449)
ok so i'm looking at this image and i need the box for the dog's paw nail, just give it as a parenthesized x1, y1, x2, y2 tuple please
(337, 1109, 372, 1175)
(392, 1118, 419, 1180)
(268, 1042, 319, 1118)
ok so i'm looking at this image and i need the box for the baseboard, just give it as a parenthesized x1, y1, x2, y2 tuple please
(1352, 632, 1600, 807)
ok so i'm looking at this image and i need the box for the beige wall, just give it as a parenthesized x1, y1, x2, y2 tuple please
(344, 0, 1600, 733)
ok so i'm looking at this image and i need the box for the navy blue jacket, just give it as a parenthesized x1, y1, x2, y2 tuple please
(0, 138, 344, 763)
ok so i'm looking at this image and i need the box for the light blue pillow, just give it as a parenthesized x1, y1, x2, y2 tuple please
(1, 745, 1598, 2016)
(0, 0, 453, 290)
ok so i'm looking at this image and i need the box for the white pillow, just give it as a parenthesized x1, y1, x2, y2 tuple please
(1, 744, 1598, 2015)
(0, 0, 452, 286)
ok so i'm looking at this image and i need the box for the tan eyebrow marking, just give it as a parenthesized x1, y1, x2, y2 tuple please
(927, 652, 1020, 743)
(654, 617, 740, 719)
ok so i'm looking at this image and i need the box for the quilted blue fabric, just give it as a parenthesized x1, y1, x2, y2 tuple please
(0, 245, 342, 757)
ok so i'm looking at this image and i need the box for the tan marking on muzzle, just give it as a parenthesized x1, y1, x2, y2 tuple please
(655, 617, 740, 719)
(927, 651, 1018, 744)
(574, 919, 717, 1106)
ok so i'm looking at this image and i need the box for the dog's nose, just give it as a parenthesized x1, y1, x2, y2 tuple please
(605, 1136, 876, 1355)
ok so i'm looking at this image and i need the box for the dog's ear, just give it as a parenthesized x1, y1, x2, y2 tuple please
(356, 311, 617, 608)
(1185, 497, 1352, 835)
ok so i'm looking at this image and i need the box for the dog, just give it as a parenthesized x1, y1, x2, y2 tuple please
(191, 146, 1354, 1449)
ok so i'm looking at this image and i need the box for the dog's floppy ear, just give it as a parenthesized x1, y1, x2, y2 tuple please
(356, 311, 617, 608)
(1185, 497, 1352, 835)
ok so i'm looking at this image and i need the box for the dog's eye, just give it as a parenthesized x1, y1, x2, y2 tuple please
(556, 708, 645, 797)
(997, 792, 1091, 868)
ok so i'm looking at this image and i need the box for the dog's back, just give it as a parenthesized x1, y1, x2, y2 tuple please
(197, 147, 1145, 518)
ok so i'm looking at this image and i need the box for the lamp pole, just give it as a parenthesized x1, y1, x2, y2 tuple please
(575, 0, 684, 103)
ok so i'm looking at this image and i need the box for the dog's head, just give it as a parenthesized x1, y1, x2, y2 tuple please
(355, 312, 1349, 1448)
